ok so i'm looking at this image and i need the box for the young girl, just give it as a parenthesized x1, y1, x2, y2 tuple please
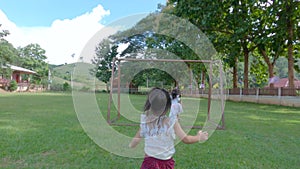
(129, 87, 208, 169)
(169, 88, 183, 119)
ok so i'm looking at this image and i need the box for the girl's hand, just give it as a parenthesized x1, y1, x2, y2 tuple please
(198, 130, 208, 141)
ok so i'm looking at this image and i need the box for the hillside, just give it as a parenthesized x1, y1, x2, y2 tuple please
(52, 62, 93, 75)
(51, 62, 107, 91)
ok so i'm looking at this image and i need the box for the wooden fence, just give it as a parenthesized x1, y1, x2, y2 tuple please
(228, 87, 300, 96)
(181, 87, 300, 97)
(181, 87, 300, 107)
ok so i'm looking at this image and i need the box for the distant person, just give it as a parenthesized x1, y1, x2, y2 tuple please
(129, 87, 208, 169)
(169, 88, 183, 119)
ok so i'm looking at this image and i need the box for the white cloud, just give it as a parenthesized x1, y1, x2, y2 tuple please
(0, 5, 110, 65)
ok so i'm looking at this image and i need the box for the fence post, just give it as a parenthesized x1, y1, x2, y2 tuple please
(256, 88, 259, 102)
(239, 88, 242, 100)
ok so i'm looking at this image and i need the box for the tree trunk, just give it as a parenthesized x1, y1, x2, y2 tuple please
(260, 48, 275, 88)
(268, 64, 275, 88)
(287, 44, 294, 88)
(233, 57, 238, 88)
(286, 1, 295, 89)
(243, 44, 249, 93)
(201, 71, 205, 85)
(106, 83, 110, 92)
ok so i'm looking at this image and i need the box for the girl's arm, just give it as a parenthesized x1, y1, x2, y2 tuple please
(174, 121, 208, 144)
(129, 128, 142, 148)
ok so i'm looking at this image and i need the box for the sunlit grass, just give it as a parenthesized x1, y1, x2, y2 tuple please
(0, 93, 299, 168)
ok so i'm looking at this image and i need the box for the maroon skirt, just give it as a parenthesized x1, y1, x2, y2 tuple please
(140, 156, 175, 169)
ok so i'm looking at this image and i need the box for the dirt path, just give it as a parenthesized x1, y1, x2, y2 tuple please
(0, 88, 8, 93)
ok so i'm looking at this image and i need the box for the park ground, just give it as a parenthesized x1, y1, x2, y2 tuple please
(0, 93, 299, 168)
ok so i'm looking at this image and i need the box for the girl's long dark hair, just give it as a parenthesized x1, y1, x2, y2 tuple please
(144, 87, 171, 117)
(171, 88, 181, 99)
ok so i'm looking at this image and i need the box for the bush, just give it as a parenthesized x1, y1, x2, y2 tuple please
(79, 86, 90, 92)
(9, 80, 18, 91)
(49, 82, 71, 92)
(95, 89, 109, 93)
(63, 82, 71, 91)
(50, 83, 63, 91)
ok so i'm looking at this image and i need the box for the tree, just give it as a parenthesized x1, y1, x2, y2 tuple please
(249, 53, 268, 88)
(251, 0, 299, 90)
(167, 0, 299, 91)
(9, 80, 17, 91)
(91, 39, 118, 91)
(112, 13, 212, 89)
(167, 0, 257, 89)
(0, 24, 9, 39)
(0, 40, 18, 65)
(0, 24, 14, 76)
(93, 12, 223, 92)
(131, 68, 175, 88)
(0, 39, 20, 78)
(18, 43, 49, 85)
(251, 1, 285, 88)
(284, 0, 299, 88)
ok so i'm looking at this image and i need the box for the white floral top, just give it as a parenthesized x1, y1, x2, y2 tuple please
(140, 114, 177, 160)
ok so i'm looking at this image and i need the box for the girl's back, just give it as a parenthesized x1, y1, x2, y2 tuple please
(140, 114, 177, 160)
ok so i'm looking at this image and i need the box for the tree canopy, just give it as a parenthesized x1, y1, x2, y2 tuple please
(0, 23, 49, 86)
(92, 1, 299, 92)
(167, 0, 299, 88)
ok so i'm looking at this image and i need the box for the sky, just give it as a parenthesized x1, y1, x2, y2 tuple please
(0, 0, 166, 65)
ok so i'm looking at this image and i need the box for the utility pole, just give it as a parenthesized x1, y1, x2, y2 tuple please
(48, 69, 51, 90)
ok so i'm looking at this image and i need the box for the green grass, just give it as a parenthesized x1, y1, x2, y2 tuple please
(0, 93, 299, 168)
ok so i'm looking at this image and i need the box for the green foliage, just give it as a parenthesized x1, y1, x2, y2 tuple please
(49, 82, 71, 92)
(0, 39, 18, 74)
(250, 55, 268, 87)
(0, 24, 9, 39)
(91, 39, 118, 88)
(50, 83, 64, 91)
(0, 65, 11, 80)
(0, 29, 50, 88)
(167, 0, 300, 88)
(132, 68, 175, 87)
(167, 0, 258, 88)
(19, 43, 47, 61)
(9, 80, 17, 91)
(276, 57, 300, 79)
(63, 82, 71, 91)
(79, 86, 90, 92)
(18, 43, 49, 85)
(93, 15, 211, 90)
(295, 58, 300, 74)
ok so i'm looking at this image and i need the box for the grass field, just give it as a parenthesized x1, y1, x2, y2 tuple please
(0, 93, 299, 169)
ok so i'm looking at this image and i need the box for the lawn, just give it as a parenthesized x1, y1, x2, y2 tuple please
(0, 93, 299, 169)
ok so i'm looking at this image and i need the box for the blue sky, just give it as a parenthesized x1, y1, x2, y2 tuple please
(0, 0, 166, 26)
(0, 0, 166, 64)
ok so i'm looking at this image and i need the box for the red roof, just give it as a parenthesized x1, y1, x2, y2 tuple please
(273, 78, 300, 88)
